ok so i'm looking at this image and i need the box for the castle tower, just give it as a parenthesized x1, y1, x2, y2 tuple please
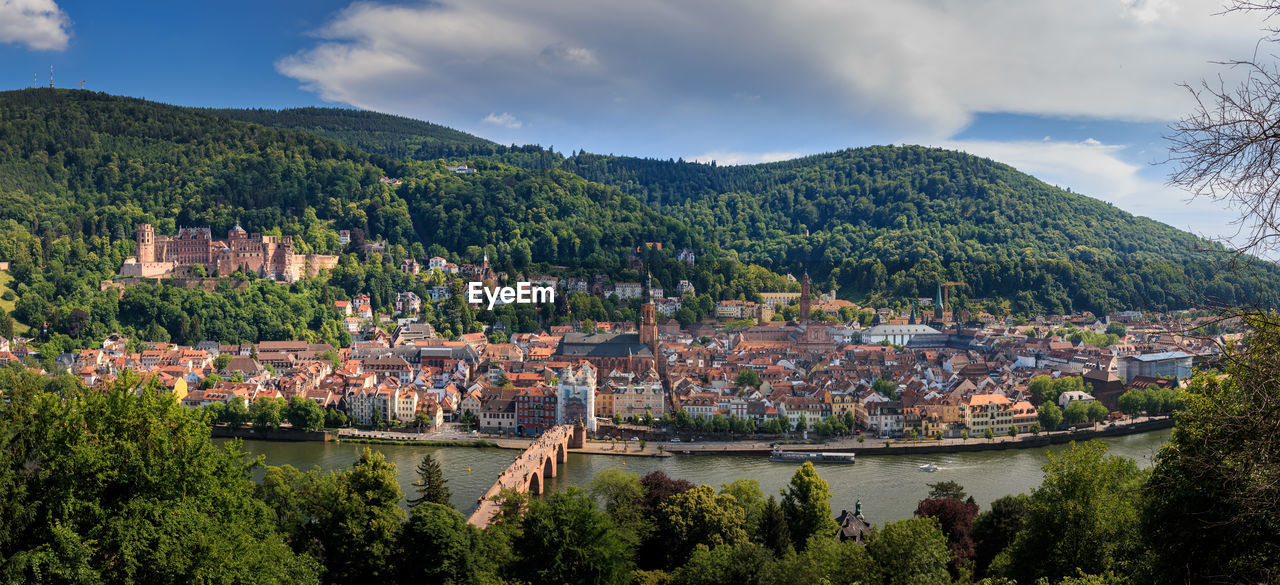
(136, 224, 156, 263)
(799, 272, 812, 321)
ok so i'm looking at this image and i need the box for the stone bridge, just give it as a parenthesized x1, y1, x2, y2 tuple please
(467, 423, 583, 529)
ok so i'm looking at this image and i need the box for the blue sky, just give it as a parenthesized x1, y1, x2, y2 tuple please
(1, 0, 1274, 241)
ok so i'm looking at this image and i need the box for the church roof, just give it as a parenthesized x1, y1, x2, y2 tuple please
(555, 333, 654, 358)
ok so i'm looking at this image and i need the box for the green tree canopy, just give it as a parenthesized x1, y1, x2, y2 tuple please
(780, 462, 838, 550)
(0, 374, 319, 584)
(406, 452, 452, 508)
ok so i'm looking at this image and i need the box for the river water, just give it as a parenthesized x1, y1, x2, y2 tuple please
(229, 429, 1172, 523)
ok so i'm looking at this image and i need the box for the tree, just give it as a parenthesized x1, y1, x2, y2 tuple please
(914, 496, 979, 572)
(971, 494, 1029, 578)
(1007, 425, 1018, 438)
(0, 374, 319, 584)
(249, 396, 286, 430)
(997, 442, 1143, 584)
(396, 503, 480, 585)
(983, 427, 994, 441)
(589, 468, 650, 548)
(868, 517, 952, 585)
(757, 495, 792, 557)
(872, 377, 898, 397)
(1086, 401, 1110, 423)
(285, 395, 325, 432)
(406, 453, 452, 508)
(1062, 400, 1090, 426)
(734, 368, 760, 388)
(515, 487, 633, 585)
(719, 479, 766, 530)
(319, 349, 342, 370)
(926, 480, 968, 501)
(222, 394, 250, 428)
(1142, 322, 1280, 584)
(1105, 321, 1126, 336)
(780, 462, 837, 550)
(325, 407, 348, 428)
(258, 449, 405, 585)
(670, 542, 773, 585)
(1038, 402, 1063, 430)
(658, 485, 749, 567)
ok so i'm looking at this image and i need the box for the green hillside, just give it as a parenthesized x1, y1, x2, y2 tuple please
(206, 106, 501, 162)
(214, 105, 1279, 314)
(0, 89, 793, 352)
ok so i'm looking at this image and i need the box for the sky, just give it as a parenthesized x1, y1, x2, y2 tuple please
(1, 0, 1276, 242)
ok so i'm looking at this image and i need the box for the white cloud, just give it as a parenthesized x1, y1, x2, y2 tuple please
(482, 112, 523, 129)
(278, 0, 1272, 141)
(686, 150, 804, 166)
(0, 0, 70, 51)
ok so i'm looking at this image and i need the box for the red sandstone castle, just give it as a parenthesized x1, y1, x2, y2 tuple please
(119, 223, 338, 281)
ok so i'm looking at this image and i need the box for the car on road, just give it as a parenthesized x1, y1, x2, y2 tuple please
(669, 438, 681, 442)
(630, 437, 640, 441)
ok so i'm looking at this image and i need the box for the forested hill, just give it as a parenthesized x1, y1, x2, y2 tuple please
(205, 106, 502, 162)
(0, 89, 697, 268)
(557, 147, 1280, 315)
(0, 88, 794, 296)
(211, 104, 1280, 314)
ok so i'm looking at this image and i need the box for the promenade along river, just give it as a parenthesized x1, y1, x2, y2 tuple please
(230, 428, 1171, 522)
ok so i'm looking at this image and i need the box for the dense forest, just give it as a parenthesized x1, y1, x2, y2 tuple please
(213, 105, 1280, 315)
(0, 89, 794, 354)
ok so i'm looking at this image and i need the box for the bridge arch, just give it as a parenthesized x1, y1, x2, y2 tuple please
(556, 442, 567, 464)
(528, 471, 543, 494)
(543, 455, 556, 478)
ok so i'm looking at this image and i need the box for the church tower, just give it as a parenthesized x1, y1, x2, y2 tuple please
(136, 223, 155, 263)
(800, 272, 812, 321)
(934, 284, 944, 321)
(640, 272, 658, 353)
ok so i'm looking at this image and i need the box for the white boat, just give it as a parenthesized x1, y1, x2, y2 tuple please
(769, 447, 856, 464)
(919, 463, 939, 472)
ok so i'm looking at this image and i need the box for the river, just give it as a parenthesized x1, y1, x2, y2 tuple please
(228, 429, 1171, 522)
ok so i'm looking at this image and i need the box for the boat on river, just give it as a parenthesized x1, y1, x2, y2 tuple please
(769, 448, 856, 464)
(919, 463, 939, 472)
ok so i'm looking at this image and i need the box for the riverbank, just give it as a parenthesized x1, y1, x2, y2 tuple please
(216, 416, 1173, 459)
(674, 417, 1174, 457)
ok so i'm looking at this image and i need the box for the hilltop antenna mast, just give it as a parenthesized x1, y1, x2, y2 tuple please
(34, 70, 37, 88)
(49, 64, 53, 88)
(79, 79, 85, 90)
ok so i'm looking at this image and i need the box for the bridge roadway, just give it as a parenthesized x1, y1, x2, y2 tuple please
(467, 424, 577, 529)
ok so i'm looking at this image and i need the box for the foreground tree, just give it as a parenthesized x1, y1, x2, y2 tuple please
(867, 516, 952, 585)
(515, 487, 633, 585)
(970, 493, 1029, 577)
(658, 485, 749, 567)
(996, 441, 1144, 583)
(257, 449, 405, 585)
(0, 374, 319, 583)
(780, 462, 838, 550)
(397, 502, 482, 585)
(406, 452, 452, 508)
(1142, 316, 1280, 584)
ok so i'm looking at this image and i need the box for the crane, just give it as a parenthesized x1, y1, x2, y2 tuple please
(941, 281, 967, 314)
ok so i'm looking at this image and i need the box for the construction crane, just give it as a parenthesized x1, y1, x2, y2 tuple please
(941, 281, 967, 313)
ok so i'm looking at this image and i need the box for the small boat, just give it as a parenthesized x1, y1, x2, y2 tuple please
(769, 447, 856, 464)
(919, 463, 939, 472)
